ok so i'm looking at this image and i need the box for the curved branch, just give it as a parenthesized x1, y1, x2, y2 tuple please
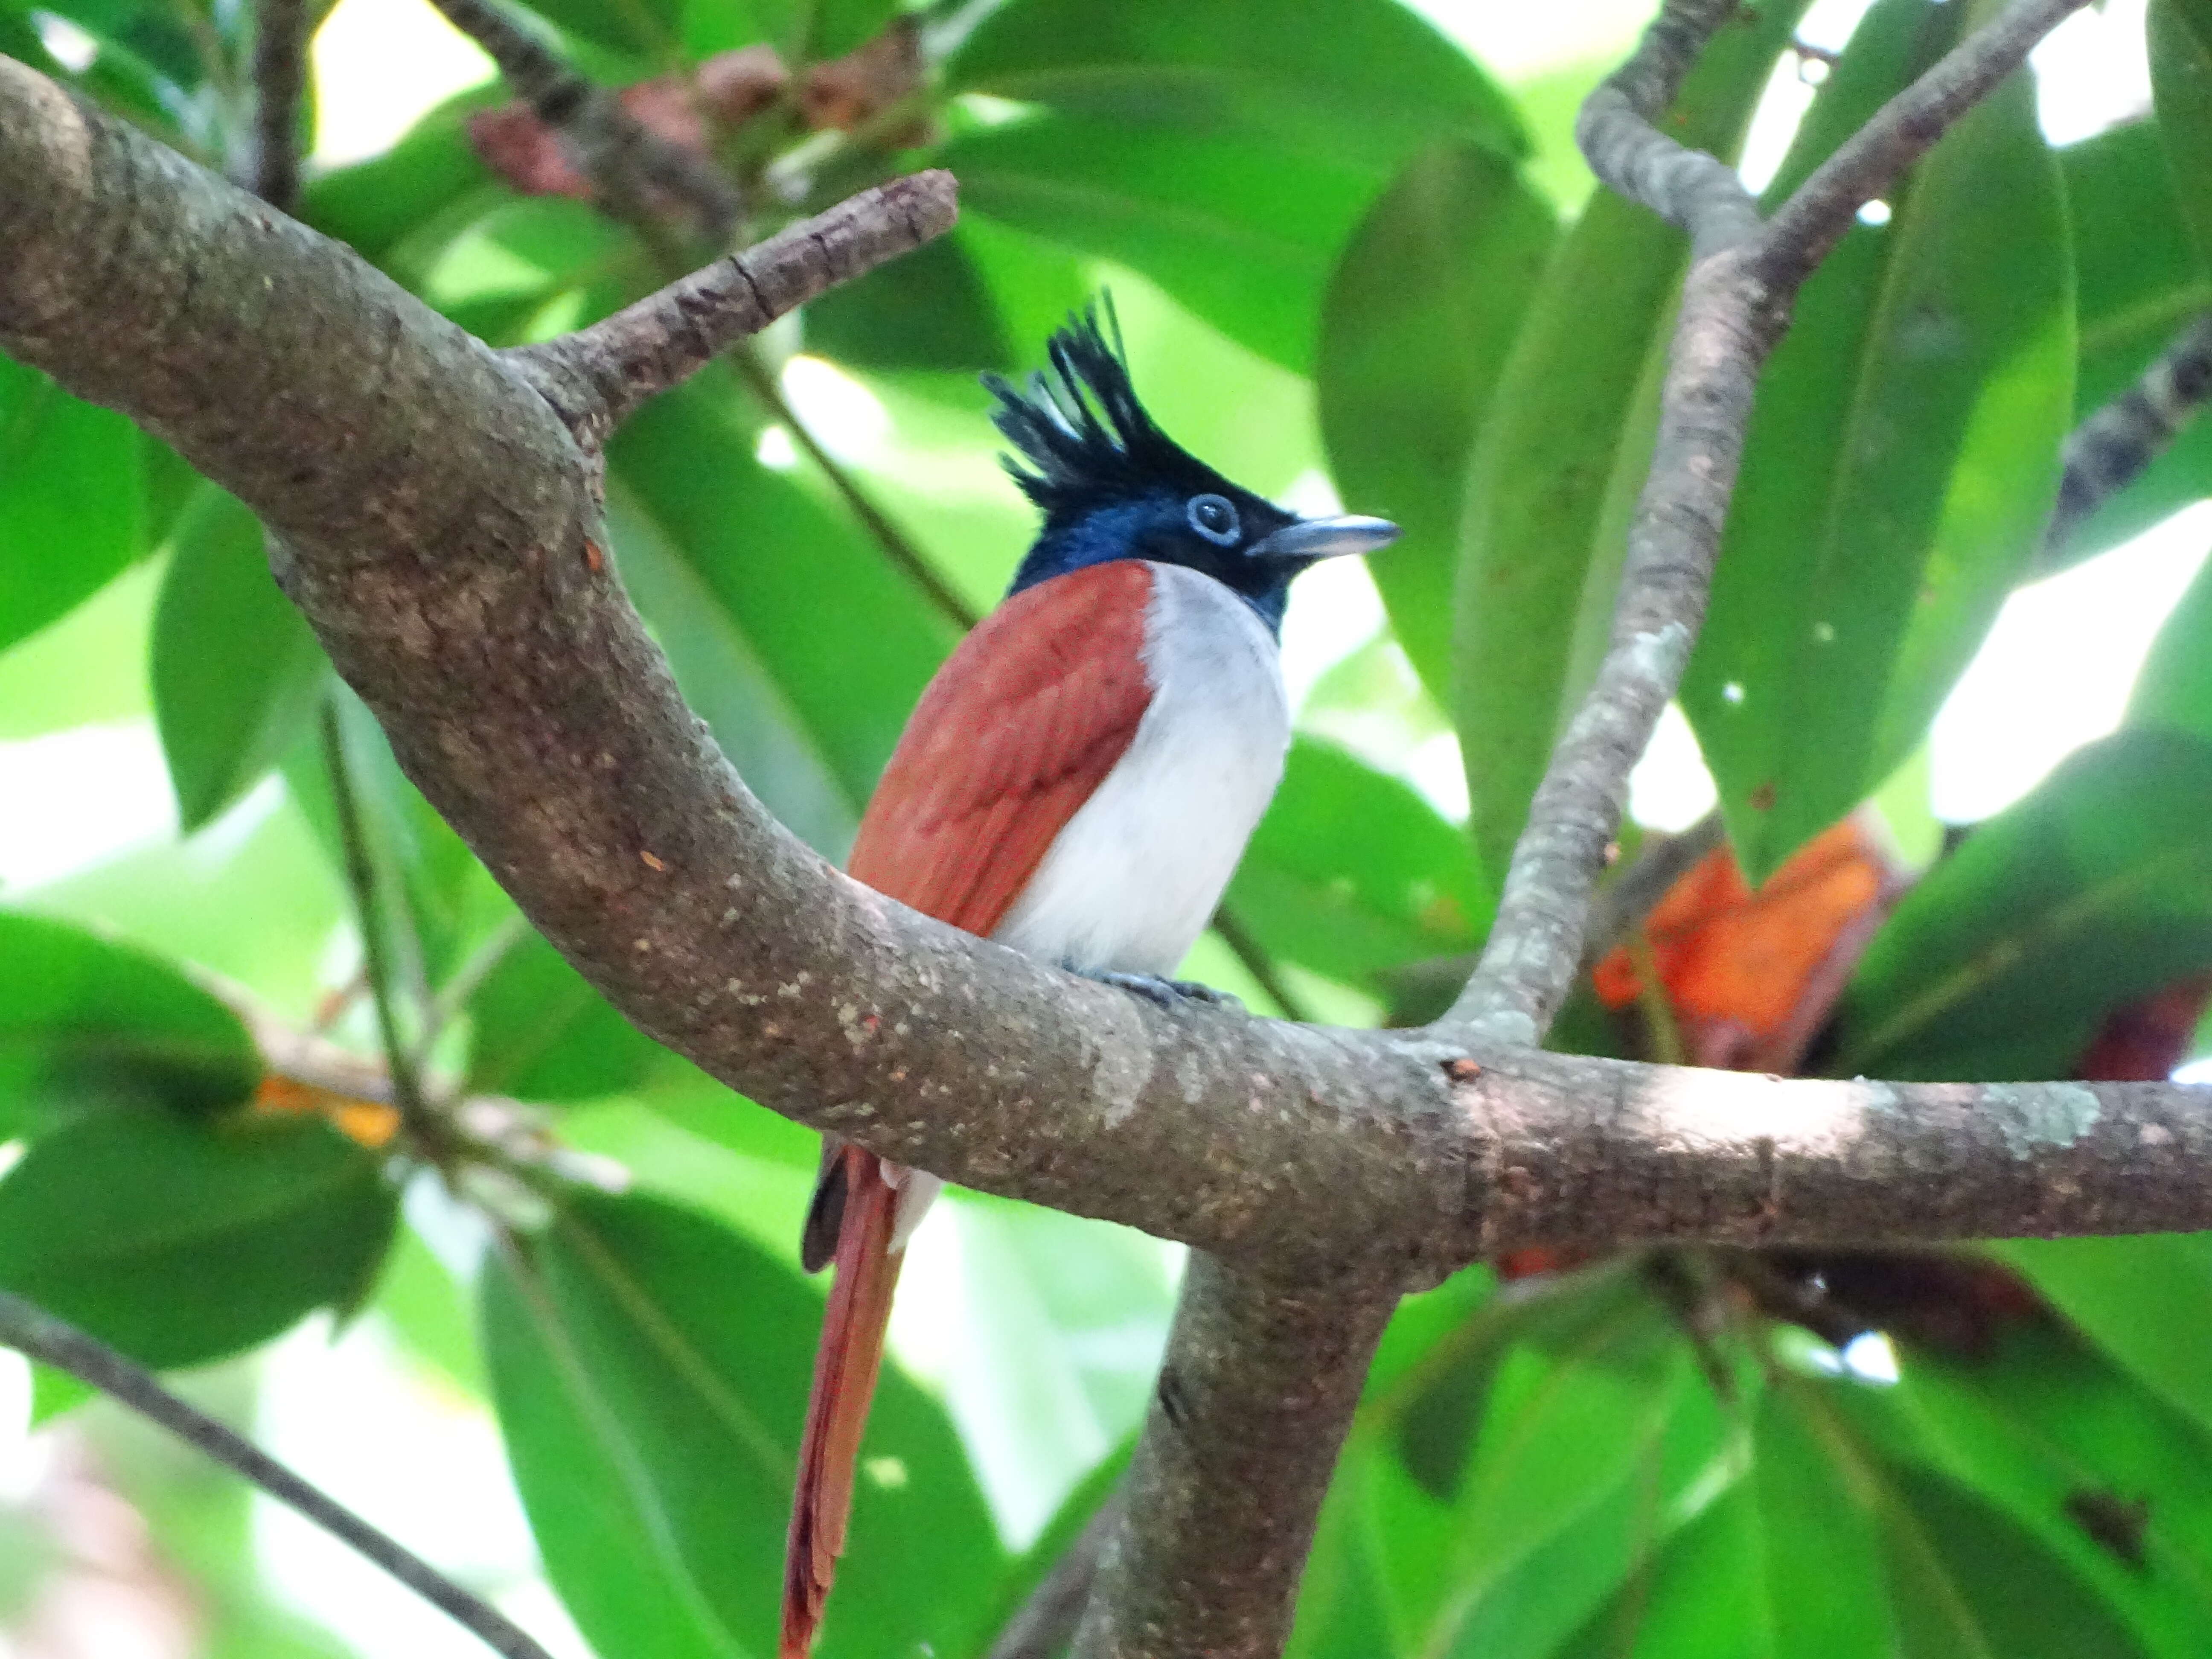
(0, 1290, 559, 1659)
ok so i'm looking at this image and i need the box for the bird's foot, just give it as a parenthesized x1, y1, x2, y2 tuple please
(1084, 969, 1244, 1012)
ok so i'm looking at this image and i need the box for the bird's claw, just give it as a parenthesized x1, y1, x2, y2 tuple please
(1086, 970, 1243, 1012)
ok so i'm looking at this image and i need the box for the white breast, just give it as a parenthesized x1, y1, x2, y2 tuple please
(992, 562, 1291, 978)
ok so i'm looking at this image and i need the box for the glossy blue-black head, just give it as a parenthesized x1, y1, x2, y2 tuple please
(984, 299, 1397, 634)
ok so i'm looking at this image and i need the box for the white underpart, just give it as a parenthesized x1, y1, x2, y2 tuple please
(890, 562, 1292, 1249)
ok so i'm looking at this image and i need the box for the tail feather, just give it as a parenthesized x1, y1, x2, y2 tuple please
(780, 1145, 905, 1659)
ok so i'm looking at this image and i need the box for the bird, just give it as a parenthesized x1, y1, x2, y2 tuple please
(779, 298, 1398, 1659)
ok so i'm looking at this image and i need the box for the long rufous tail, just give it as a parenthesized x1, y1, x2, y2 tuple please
(780, 1144, 905, 1659)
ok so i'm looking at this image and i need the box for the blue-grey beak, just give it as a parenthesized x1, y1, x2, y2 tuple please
(1250, 515, 1400, 561)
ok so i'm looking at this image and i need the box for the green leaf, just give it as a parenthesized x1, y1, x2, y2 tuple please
(1832, 728, 2212, 1079)
(414, 196, 632, 318)
(151, 485, 329, 831)
(604, 486, 859, 857)
(2049, 121, 2212, 568)
(943, 0, 1522, 369)
(2154, 0, 2212, 277)
(466, 931, 671, 1101)
(483, 1190, 1003, 1659)
(0, 911, 261, 1141)
(1452, 0, 1809, 882)
(300, 89, 501, 266)
(802, 230, 1017, 373)
(1992, 1237, 2212, 1449)
(1684, 0, 2074, 881)
(0, 1106, 395, 1369)
(511, 0, 679, 67)
(1317, 141, 1556, 706)
(1885, 1312, 2212, 1654)
(0, 354, 145, 654)
(1225, 739, 1490, 988)
(2128, 541, 2212, 743)
(609, 379, 958, 815)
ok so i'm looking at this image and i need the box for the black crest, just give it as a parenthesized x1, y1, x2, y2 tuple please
(983, 297, 1232, 518)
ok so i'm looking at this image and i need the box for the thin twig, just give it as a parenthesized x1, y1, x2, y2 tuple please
(986, 1490, 1126, 1659)
(506, 169, 957, 447)
(2036, 311, 2212, 574)
(1208, 905, 1316, 1025)
(426, 0, 740, 239)
(249, 0, 311, 213)
(1448, 0, 2091, 1047)
(0, 1289, 560, 1659)
(320, 700, 434, 1138)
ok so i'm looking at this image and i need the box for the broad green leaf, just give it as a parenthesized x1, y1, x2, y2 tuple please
(1453, 0, 1809, 881)
(2154, 0, 2212, 276)
(0, 354, 144, 655)
(1684, 0, 2073, 881)
(1365, 1269, 1689, 1652)
(151, 485, 329, 831)
(414, 196, 632, 317)
(1832, 728, 2212, 1078)
(802, 231, 1017, 373)
(1801, 1380, 2154, 1659)
(610, 378, 958, 812)
(465, 931, 672, 1101)
(605, 487, 858, 856)
(483, 1190, 1003, 1659)
(0, 551, 156, 740)
(0, 1106, 395, 1369)
(943, 0, 1522, 369)
(2128, 543, 2212, 743)
(1992, 1237, 2212, 1449)
(1317, 140, 1556, 705)
(510, 0, 679, 67)
(0, 911, 261, 1141)
(2050, 121, 2212, 568)
(1224, 739, 1490, 989)
(1887, 1314, 2212, 1655)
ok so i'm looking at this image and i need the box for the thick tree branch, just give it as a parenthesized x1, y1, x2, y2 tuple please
(0, 1290, 558, 1659)
(426, 0, 741, 239)
(2037, 311, 2212, 574)
(508, 169, 956, 447)
(1071, 1263, 1396, 1659)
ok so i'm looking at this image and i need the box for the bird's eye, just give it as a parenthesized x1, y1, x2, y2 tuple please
(1187, 493, 1240, 547)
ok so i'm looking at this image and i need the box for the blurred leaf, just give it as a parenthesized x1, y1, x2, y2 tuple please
(1365, 1268, 1692, 1652)
(0, 1105, 395, 1369)
(2049, 121, 2212, 568)
(2128, 543, 2212, 743)
(1833, 729, 2212, 1079)
(0, 910, 260, 1141)
(1992, 1237, 2212, 1449)
(152, 485, 330, 831)
(610, 379, 958, 811)
(1684, 0, 2073, 881)
(370, 1218, 489, 1399)
(483, 1190, 1003, 1659)
(0, 556, 157, 739)
(1453, 0, 1807, 881)
(1225, 739, 1489, 987)
(466, 931, 671, 1101)
(802, 230, 1016, 373)
(1317, 140, 1556, 705)
(969, 1426, 1135, 1659)
(2155, 0, 2212, 276)
(0, 354, 145, 655)
(1886, 1313, 2212, 1655)
(944, 0, 1522, 368)
(605, 486, 859, 856)
(300, 89, 500, 265)
(509, 0, 679, 67)
(414, 195, 631, 317)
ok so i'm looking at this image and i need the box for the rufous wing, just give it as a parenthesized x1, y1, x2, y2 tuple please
(782, 560, 1157, 1658)
(847, 558, 1157, 932)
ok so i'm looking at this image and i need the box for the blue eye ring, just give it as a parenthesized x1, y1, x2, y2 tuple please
(1187, 493, 1240, 546)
